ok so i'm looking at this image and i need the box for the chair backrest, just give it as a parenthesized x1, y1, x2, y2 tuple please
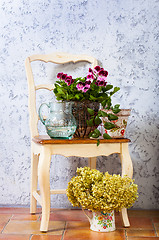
(25, 52, 98, 138)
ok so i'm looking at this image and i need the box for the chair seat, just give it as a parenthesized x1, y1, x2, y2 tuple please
(32, 135, 131, 145)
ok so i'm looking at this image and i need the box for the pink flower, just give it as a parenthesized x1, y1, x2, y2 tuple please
(82, 84, 90, 93)
(99, 70, 108, 77)
(94, 66, 101, 72)
(65, 76, 74, 86)
(87, 74, 94, 81)
(85, 80, 91, 85)
(76, 82, 84, 91)
(57, 72, 63, 79)
(98, 80, 105, 86)
(98, 76, 107, 82)
(89, 68, 93, 73)
(61, 74, 67, 80)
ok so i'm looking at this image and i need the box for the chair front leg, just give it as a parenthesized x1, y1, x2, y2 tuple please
(38, 146, 52, 232)
(120, 143, 133, 227)
(30, 148, 39, 214)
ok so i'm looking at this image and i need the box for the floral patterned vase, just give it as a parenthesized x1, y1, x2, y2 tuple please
(101, 109, 131, 138)
(83, 210, 115, 232)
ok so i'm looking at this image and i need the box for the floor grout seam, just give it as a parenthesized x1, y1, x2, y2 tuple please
(61, 221, 67, 240)
(124, 229, 128, 240)
(152, 217, 158, 237)
(0, 214, 13, 234)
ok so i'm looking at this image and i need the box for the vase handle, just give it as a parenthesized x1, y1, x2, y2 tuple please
(82, 208, 93, 224)
(38, 103, 49, 125)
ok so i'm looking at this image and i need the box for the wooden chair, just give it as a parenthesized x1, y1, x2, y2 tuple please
(25, 52, 133, 232)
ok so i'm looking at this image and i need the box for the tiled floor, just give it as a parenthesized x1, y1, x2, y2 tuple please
(0, 208, 158, 240)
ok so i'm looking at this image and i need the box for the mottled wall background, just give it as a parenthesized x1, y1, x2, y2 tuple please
(0, 0, 159, 209)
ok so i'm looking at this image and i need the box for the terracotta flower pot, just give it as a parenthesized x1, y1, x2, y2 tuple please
(102, 109, 131, 138)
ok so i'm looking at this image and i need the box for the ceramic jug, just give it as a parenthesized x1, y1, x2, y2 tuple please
(39, 101, 77, 139)
(83, 209, 115, 232)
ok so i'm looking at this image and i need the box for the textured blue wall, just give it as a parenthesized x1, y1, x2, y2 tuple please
(0, 0, 158, 209)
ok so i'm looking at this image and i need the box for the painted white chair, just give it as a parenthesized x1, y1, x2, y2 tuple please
(25, 52, 133, 232)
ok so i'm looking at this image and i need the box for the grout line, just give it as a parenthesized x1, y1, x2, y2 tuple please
(1, 214, 13, 234)
(152, 217, 158, 237)
(124, 229, 128, 240)
(61, 221, 67, 240)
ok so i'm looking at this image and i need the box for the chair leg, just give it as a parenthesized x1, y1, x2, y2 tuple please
(88, 157, 97, 169)
(120, 143, 133, 227)
(30, 151, 39, 214)
(38, 146, 51, 232)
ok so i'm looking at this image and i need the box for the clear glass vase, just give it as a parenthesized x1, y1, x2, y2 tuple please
(39, 102, 77, 139)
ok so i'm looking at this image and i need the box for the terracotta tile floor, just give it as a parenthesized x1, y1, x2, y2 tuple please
(0, 208, 159, 240)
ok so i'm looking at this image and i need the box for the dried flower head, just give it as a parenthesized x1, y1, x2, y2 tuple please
(66, 167, 138, 213)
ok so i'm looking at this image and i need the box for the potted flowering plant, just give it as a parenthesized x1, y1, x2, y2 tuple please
(54, 66, 122, 138)
(66, 167, 138, 232)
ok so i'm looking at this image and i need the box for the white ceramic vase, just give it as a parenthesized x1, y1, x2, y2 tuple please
(83, 209, 116, 232)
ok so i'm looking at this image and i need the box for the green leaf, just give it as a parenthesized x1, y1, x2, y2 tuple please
(88, 132, 93, 138)
(87, 108, 95, 115)
(87, 119, 94, 127)
(57, 87, 65, 95)
(94, 128, 101, 136)
(112, 108, 120, 114)
(91, 133, 99, 138)
(110, 87, 120, 96)
(95, 116, 102, 125)
(103, 133, 112, 139)
(89, 95, 97, 101)
(75, 94, 80, 100)
(101, 100, 107, 108)
(104, 122, 116, 130)
(56, 96, 64, 101)
(107, 98, 112, 109)
(104, 84, 113, 91)
(112, 104, 121, 114)
(97, 139, 100, 146)
(99, 110, 108, 117)
(108, 114, 118, 121)
(114, 104, 120, 108)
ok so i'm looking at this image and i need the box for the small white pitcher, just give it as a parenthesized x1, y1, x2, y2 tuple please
(82, 209, 116, 232)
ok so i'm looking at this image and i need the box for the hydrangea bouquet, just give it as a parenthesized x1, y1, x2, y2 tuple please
(66, 167, 138, 213)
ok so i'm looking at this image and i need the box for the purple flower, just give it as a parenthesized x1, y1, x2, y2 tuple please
(85, 80, 91, 85)
(76, 82, 84, 91)
(57, 72, 63, 79)
(98, 76, 107, 82)
(89, 68, 93, 73)
(99, 70, 108, 77)
(87, 74, 94, 81)
(65, 75, 74, 86)
(94, 66, 101, 72)
(95, 80, 100, 86)
(61, 74, 67, 80)
(98, 80, 105, 86)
